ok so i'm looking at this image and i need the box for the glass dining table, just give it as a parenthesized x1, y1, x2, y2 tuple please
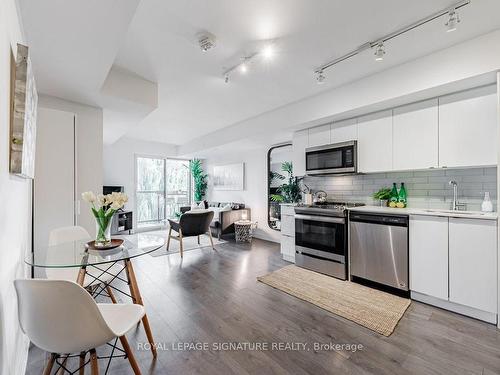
(25, 233, 165, 358)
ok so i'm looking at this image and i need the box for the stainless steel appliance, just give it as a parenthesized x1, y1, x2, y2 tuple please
(349, 212, 409, 291)
(305, 141, 357, 175)
(294, 202, 364, 279)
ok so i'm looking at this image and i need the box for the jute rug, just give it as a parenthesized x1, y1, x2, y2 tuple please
(257, 265, 411, 336)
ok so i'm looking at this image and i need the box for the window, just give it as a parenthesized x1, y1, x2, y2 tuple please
(135, 156, 191, 228)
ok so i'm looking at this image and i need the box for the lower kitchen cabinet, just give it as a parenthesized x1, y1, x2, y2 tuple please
(410, 215, 448, 300)
(410, 214, 498, 323)
(280, 204, 296, 263)
(449, 218, 497, 314)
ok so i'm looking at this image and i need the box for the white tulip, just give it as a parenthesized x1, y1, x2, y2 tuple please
(82, 191, 96, 203)
(110, 201, 122, 210)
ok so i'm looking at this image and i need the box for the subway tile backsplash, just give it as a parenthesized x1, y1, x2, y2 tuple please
(303, 167, 497, 211)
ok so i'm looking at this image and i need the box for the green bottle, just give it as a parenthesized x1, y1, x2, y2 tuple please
(389, 183, 399, 208)
(398, 182, 407, 208)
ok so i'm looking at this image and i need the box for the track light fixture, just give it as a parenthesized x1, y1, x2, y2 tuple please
(315, 70, 326, 84)
(374, 43, 385, 61)
(223, 41, 275, 83)
(445, 8, 460, 32)
(313, 0, 470, 83)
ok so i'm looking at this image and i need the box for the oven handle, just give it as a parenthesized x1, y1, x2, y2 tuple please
(295, 214, 345, 224)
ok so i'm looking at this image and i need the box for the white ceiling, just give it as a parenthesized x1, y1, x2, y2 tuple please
(18, 0, 500, 146)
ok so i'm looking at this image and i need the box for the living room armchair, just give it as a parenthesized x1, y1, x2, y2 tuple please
(167, 210, 215, 258)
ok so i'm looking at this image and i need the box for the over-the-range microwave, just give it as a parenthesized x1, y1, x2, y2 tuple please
(305, 140, 357, 175)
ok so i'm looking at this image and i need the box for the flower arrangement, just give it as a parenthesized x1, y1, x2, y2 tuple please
(82, 191, 128, 245)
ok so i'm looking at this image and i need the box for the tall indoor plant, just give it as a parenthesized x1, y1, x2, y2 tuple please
(270, 161, 302, 203)
(190, 158, 208, 203)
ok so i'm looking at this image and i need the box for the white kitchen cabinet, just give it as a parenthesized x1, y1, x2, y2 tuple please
(357, 110, 393, 173)
(292, 129, 308, 177)
(308, 124, 331, 147)
(448, 218, 497, 314)
(280, 204, 295, 263)
(331, 118, 357, 143)
(438, 85, 497, 168)
(409, 215, 449, 300)
(393, 99, 439, 170)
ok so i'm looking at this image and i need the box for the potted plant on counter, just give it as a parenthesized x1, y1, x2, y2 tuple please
(373, 187, 391, 207)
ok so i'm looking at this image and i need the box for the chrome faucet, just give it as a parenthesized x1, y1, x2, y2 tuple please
(449, 180, 466, 211)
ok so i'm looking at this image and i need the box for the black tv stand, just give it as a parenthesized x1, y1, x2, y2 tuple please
(111, 210, 133, 235)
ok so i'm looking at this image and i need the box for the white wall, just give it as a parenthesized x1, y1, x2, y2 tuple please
(0, 1, 31, 374)
(205, 147, 281, 243)
(38, 94, 103, 236)
(103, 137, 178, 228)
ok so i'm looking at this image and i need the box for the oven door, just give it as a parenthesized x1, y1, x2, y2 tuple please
(295, 214, 346, 262)
(305, 141, 356, 175)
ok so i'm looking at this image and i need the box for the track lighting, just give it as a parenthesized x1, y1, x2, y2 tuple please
(315, 70, 326, 84)
(313, 0, 470, 82)
(222, 41, 275, 82)
(445, 9, 460, 32)
(374, 43, 385, 61)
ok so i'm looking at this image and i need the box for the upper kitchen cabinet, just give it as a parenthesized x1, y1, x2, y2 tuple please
(331, 118, 357, 143)
(308, 124, 331, 147)
(438, 85, 497, 168)
(393, 99, 439, 170)
(357, 110, 393, 173)
(292, 129, 308, 177)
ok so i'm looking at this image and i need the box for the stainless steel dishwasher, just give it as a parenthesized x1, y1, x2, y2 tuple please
(349, 212, 409, 291)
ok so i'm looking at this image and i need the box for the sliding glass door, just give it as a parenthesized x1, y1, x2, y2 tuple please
(136, 156, 191, 228)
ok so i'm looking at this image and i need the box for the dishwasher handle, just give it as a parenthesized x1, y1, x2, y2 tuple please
(349, 213, 408, 227)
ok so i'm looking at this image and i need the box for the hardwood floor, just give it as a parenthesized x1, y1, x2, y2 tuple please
(26, 239, 500, 375)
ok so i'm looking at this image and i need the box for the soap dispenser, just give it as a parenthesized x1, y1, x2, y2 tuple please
(481, 192, 493, 212)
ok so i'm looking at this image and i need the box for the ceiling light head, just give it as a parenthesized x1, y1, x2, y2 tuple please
(445, 9, 460, 32)
(239, 59, 249, 74)
(374, 42, 385, 61)
(315, 70, 326, 84)
(261, 44, 274, 60)
(224, 74, 229, 83)
(198, 32, 216, 52)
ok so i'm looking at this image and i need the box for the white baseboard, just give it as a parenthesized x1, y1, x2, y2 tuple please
(411, 291, 498, 325)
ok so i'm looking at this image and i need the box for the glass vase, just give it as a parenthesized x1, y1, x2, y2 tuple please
(95, 218, 112, 246)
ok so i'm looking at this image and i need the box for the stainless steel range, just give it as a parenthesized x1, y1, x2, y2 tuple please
(294, 202, 364, 280)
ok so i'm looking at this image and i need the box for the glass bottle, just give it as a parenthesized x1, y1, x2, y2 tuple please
(398, 183, 407, 208)
(389, 183, 399, 208)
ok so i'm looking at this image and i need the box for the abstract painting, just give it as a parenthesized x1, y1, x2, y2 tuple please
(213, 163, 244, 191)
(10, 44, 38, 179)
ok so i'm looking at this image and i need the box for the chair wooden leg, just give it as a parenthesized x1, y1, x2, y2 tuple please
(179, 230, 184, 258)
(89, 349, 98, 375)
(76, 267, 86, 286)
(79, 352, 86, 375)
(119, 335, 142, 375)
(197, 235, 200, 245)
(166, 227, 172, 251)
(43, 353, 57, 375)
(106, 286, 117, 304)
(208, 230, 215, 250)
(57, 355, 69, 375)
(125, 259, 157, 358)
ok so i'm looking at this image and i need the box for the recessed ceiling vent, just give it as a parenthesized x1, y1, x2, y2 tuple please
(198, 32, 216, 52)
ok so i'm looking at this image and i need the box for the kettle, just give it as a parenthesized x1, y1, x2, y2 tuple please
(313, 190, 327, 204)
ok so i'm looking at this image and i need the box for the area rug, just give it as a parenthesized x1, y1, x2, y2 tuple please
(134, 230, 227, 257)
(257, 265, 411, 336)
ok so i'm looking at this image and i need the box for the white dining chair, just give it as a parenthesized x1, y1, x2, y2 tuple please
(14, 279, 144, 375)
(47, 226, 122, 302)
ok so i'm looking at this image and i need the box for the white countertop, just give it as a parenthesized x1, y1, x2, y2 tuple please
(347, 205, 498, 220)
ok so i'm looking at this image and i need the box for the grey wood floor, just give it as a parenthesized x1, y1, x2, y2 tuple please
(26, 239, 500, 375)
